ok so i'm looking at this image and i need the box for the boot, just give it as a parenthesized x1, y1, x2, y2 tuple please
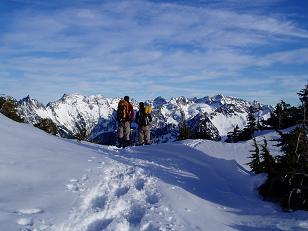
(117, 138, 123, 148)
(123, 140, 130, 148)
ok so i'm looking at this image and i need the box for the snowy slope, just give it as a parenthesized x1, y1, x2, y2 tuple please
(0, 115, 307, 231)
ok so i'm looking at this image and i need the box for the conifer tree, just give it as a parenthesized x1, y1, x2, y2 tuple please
(265, 100, 301, 130)
(259, 139, 275, 174)
(297, 83, 308, 128)
(259, 84, 308, 211)
(274, 127, 308, 210)
(226, 125, 241, 143)
(277, 101, 288, 129)
(237, 106, 257, 141)
(177, 110, 192, 140)
(75, 128, 88, 142)
(0, 97, 24, 123)
(247, 106, 257, 132)
(248, 138, 262, 173)
(34, 118, 58, 135)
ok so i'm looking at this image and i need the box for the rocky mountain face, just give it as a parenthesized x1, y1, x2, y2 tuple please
(16, 94, 272, 145)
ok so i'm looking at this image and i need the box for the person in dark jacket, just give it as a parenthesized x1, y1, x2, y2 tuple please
(116, 96, 134, 147)
(135, 102, 152, 145)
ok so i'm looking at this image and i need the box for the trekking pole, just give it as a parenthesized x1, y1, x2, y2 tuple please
(130, 121, 134, 146)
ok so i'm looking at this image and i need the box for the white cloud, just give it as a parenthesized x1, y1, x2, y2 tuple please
(0, 0, 307, 105)
(257, 48, 308, 66)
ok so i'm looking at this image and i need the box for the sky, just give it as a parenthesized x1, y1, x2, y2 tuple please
(0, 0, 307, 106)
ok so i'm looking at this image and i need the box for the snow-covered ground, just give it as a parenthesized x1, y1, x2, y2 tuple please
(0, 114, 307, 231)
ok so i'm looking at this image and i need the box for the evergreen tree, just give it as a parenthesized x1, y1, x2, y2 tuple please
(236, 106, 257, 141)
(297, 83, 308, 128)
(248, 138, 262, 173)
(259, 139, 275, 174)
(0, 97, 24, 123)
(178, 123, 192, 140)
(264, 100, 301, 130)
(276, 101, 288, 129)
(259, 84, 308, 211)
(177, 110, 192, 140)
(75, 128, 88, 142)
(34, 118, 58, 135)
(274, 127, 308, 210)
(226, 125, 241, 143)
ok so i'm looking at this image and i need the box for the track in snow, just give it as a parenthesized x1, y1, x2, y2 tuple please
(58, 157, 180, 231)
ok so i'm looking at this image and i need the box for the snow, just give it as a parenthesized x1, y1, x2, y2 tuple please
(211, 113, 247, 136)
(0, 114, 307, 231)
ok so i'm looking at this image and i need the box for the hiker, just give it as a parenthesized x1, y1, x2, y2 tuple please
(136, 102, 152, 145)
(116, 96, 134, 147)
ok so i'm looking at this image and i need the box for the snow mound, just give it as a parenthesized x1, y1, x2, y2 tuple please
(0, 115, 307, 231)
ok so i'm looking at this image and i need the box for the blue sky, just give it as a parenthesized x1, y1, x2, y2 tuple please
(0, 0, 307, 105)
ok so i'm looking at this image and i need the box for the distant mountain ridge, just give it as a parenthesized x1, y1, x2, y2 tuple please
(16, 93, 273, 144)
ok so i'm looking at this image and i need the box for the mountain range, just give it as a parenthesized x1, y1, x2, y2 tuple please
(16, 94, 273, 145)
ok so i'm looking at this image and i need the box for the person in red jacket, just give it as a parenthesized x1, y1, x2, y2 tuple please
(116, 96, 134, 147)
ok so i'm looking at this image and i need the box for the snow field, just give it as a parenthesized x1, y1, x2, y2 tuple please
(1, 114, 308, 231)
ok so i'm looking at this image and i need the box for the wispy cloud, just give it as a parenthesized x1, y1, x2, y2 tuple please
(0, 0, 307, 105)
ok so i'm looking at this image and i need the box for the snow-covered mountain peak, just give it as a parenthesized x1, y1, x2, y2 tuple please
(59, 93, 85, 103)
(212, 94, 226, 103)
(170, 96, 191, 105)
(20, 95, 43, 106)
(210, 94, 243, 106)
(16, 93, 273, 143)
(18, 95, 45, 114)
(153, 96, 167, 108)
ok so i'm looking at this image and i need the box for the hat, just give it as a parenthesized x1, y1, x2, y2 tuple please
(139, 102, 145, 108)
(124, 96, 129, 102)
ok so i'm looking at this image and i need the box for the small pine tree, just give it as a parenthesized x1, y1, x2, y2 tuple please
(236, 106, 257, 141)
(245, 106, 257, 138)
(259, 139, 275, 175)
(0, 97, 24, 123)
(277, 101, 288, 129)
(248, 138, 262, 173)
(34, 118, 58, 135)
(177, 111, 192, 140)
(226, 125, 241, 143)
(75, 128, 88, 142)
(297, 83, 308, 128)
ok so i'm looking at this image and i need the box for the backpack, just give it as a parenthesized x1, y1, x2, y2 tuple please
(117, 100, 129, 121)
(138, 110, 151, 126)
(145, 105, 152, 114)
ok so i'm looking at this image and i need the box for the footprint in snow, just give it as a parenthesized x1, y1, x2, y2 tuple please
(91, 195, 107, 211)
(127, 204, 146, 226)
(115, 186, 130, 197)
(146, 194, 159, 205)
(86, 218, 113, 231)
(135, 178, 145, 191)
